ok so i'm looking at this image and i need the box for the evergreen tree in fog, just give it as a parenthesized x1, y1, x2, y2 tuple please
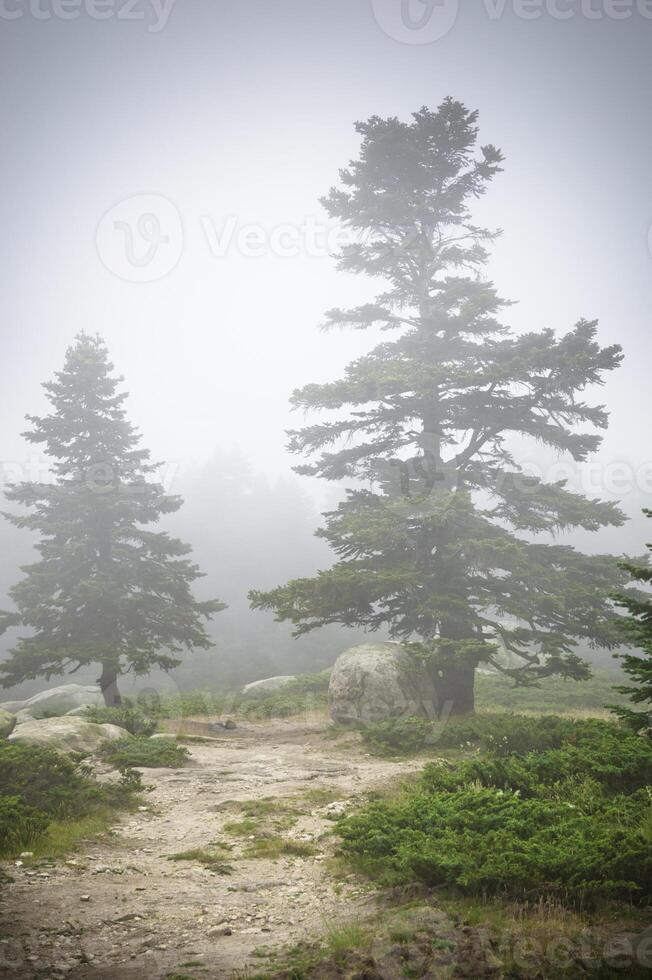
(251, 99, 630, 715)
(0, 334, 224, 705)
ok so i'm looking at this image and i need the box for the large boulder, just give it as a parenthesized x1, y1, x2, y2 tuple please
(0, 698, 26, 715)
(0, 708, 16, 739)
(242, 675, 296, 697)
(329, 642, 438, 726)
(7, 717, 123, 754)
(1, 683, 102, 721)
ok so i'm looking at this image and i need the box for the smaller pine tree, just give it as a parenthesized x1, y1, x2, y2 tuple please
(611, 509, 652, 727)
(0, 333, 224, 705)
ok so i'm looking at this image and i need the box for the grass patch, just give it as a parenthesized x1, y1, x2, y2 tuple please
(138, 671, 331, 724)
(167, 848, 233, 874)
(301, 787, 343, 806)
(22, 809, 122, 860)
(475, 669, 629, 715)
(223, 818, 260, 836)
(242, 836, 316, 860)
(99, 736, 189, 768)
(222, 796, 303, 838)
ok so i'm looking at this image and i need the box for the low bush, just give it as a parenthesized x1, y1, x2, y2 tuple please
(83, 702, 158, 736)
(0, 742, 103, 815)
(362, 716, 435, 755)
(475, 669, 630, 714)
(0, 796, 49, 852)
(137, 671, 331, 724)
(99, 736, 189, 768)
(338, 716, 652, 906)
(0, 742, 141, 857)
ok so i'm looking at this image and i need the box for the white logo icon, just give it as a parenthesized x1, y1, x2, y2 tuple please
(371, 0, 459, 43)
(96, 194, 183, 283)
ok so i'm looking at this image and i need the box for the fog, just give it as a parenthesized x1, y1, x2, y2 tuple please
(1, 1, 651, 696)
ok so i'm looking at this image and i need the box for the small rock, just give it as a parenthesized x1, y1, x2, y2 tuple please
(208, 926, 232, 937)
(19, 851, 34, 858)
(80, 895, 91, 903)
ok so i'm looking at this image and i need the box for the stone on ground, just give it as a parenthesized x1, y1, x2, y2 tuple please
(329, 642, 437, 726)
(0, 683, 102, 720)
(242, 675, 296, 697)
(7, 716, 124, 753)
(0, 708, 16, 738)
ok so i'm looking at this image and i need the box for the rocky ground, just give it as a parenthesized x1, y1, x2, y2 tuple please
(0, 716, 488, 979)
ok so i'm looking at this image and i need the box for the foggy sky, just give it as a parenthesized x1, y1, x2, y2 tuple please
(1, 1, 651, 544)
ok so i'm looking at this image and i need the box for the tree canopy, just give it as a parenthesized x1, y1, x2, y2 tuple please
(0, 333, 224, 705)
(251, 98, 629, 714)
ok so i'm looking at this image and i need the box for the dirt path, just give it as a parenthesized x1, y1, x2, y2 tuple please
(0, 718, 428, 979)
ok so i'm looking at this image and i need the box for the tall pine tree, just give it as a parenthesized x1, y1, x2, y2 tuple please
(250, 99, 628, 715)
(0, 334, 224, 705)
(611, 510, 652, 727)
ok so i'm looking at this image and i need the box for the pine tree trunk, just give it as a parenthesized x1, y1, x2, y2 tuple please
(432, 660, 475, 716)
(99, 663, 122, 707)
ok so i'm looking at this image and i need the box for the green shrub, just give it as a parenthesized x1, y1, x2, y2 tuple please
(83, 702, 158, 736)
(0, 742, 142, 857)
(475, 669, 630, 714)
(420, 726, 652, 797)
(0, 796, 49, 851)
(362, 716, 435, 755)
(99, 736, 189, 768)
(0, 743, 102, 816)
(338, 785, 652, 903)
(338, 715, 652, 905)
(434, 712, 581, 753)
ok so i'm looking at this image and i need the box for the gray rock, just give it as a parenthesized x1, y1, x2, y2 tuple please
(0, 708, 16, 738)
(2, 683, 102, 720)
(0, 698, 26, 715)
(7, 716, 124, 753)
(242, 675, 296, 697)
(64, 705, 95, 717)
(328, 642, 438, 726)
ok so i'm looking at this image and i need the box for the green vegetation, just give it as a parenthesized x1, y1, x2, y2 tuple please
(83, 701, 158, 736)
(137, 671, 331, 725)
(167, 848, 233, 874)
(363, 707, 635, 757)
(339, 716, 652, 906)
(217, 795, 317, 860)
(362, 716, 437, 756)
(249, 100, 628, 717)
(242, 836, 316, 860)
(0, 742, 141, 858)
(99, 736, 189, 768)
(610, 509, 652, 727)
(0, 333, 224, 706)
(475, 669, 630, 714)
